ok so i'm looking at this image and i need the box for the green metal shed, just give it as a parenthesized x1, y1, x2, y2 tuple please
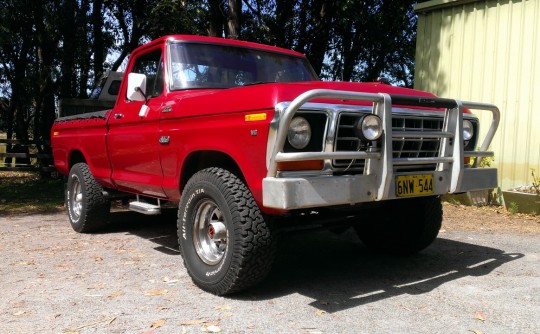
(414, 0, 540, 191)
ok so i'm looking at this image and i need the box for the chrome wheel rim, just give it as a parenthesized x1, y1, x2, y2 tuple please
(193, 199, 227, 265)
(70, 176, 83, 221)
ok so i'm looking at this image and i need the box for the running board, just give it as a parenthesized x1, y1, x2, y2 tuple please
(129, 201, 161, 215)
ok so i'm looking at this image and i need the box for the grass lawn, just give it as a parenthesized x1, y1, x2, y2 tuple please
(0, 172, 64, 215)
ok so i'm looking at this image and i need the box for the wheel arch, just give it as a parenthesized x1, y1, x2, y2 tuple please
(66, 149, 115, 188)
(180, 150, 245, 191)
(68, 150, 87, 170)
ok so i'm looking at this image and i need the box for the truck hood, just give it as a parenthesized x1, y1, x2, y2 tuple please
(167, 81, 444, 118)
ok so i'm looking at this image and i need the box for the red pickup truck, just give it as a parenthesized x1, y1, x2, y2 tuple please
(51, 35, 500, 295)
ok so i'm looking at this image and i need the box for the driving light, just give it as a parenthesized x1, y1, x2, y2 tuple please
(287, 117, 312, 149)
(463, 120, 474, 141)
(355, 115, 383, 141)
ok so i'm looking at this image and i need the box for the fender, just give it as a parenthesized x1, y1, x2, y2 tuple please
(159, 108, 273, 208)
(51, 111, 114, 188)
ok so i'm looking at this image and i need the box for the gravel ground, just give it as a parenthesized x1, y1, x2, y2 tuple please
(1, 204, 539, 334)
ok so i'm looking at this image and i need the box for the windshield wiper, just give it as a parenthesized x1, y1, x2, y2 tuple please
(241, 81, 276, 87)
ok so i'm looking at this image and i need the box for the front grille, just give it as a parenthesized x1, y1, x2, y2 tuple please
(334, 114, 368, 169)
(392, 117, 443, 158)
(333, 113, 444, 171)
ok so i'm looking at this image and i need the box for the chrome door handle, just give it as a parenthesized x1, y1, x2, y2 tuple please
(114, 113, 124, 119)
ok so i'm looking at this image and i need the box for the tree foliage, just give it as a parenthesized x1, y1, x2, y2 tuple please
(0, 0, 417, 143)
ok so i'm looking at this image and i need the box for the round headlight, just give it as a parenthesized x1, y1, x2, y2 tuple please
(287, 117, 312, 149)
(355, 114, 382, 141)
(463, 119, 474, 141)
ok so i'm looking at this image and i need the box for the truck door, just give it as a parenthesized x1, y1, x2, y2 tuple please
(106, 48, 166, 197)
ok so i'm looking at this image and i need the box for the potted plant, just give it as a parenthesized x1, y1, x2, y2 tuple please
(502, 169, 540, 215)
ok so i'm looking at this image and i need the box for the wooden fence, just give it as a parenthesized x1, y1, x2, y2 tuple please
(0, 139, 55, 173)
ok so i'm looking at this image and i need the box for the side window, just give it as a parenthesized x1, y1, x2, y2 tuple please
(108, 80, 121, 96)
(130, 49, 164, 98)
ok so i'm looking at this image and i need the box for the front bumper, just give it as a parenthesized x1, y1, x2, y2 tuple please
(263, 168, 497, 210)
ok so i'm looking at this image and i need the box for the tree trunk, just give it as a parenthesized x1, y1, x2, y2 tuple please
(33, 1, 59, 143)
(13, 36, 31, 142)
(295, 0, 309, 53)
(274, 0, 295, 49)
(109, 0, 149, 72)
(227, 0, 241, 39)
(341, 31, 357, 81)
(60, 0, 76, 98)
(92, 0, 105, 84)
(78, 0, 90, 98)
(307, 1, 333, 76)
(207, 0, 225, 37)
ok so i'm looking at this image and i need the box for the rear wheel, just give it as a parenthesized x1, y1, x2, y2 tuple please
(66, 163, 110, 233)
(178, 167, 275, 295)
(355, 196, 442, 255)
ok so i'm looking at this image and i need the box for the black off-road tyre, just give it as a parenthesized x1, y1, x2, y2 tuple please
(355, 196, 442, 255)
(66, 163, 110, 233)
(178, 167, 275, 295)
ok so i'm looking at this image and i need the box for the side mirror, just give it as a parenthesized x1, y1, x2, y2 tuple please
(127, 73, 147, 101)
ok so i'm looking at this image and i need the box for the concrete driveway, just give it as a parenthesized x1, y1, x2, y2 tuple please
(1, 209, 538, 333)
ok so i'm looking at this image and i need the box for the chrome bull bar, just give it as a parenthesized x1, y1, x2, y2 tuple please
(264, 89, 500, 209)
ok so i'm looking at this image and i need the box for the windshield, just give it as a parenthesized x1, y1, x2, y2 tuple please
(168, 42, 317, 90)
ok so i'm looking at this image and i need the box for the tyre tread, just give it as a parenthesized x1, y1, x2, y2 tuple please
(356, 196, 442, 255)
(67, 163, 109, 233)
(178, 167, 275, 295)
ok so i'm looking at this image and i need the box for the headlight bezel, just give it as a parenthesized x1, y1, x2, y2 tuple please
(463, 119, 474, 142)
(354, 114, 383, 142)
(287, 116, 312, 150)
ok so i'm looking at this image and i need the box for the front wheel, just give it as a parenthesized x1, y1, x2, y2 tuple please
(355, 196, 442, 255)
(66, 163, 110, 233)
(178, 168, 275, 295)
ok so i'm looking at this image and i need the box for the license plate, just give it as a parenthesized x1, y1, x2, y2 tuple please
(395, 174, 434, 197)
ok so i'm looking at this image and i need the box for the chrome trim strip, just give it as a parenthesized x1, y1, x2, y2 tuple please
(275, 151, 381, 162)
(394, 157, 454, 165)
(392, 131, 453, 138)
(269, 101, 480, 121)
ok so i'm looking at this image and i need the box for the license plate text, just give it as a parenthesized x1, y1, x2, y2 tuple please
(396, 174, 434, 197)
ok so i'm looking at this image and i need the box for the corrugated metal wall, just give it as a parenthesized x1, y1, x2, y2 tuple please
(415, 0, 540, 191)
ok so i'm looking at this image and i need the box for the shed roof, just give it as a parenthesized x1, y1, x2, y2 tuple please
(414, 0, 484, 13)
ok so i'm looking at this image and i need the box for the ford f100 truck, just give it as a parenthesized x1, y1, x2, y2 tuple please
(51, 35, 500, 295)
